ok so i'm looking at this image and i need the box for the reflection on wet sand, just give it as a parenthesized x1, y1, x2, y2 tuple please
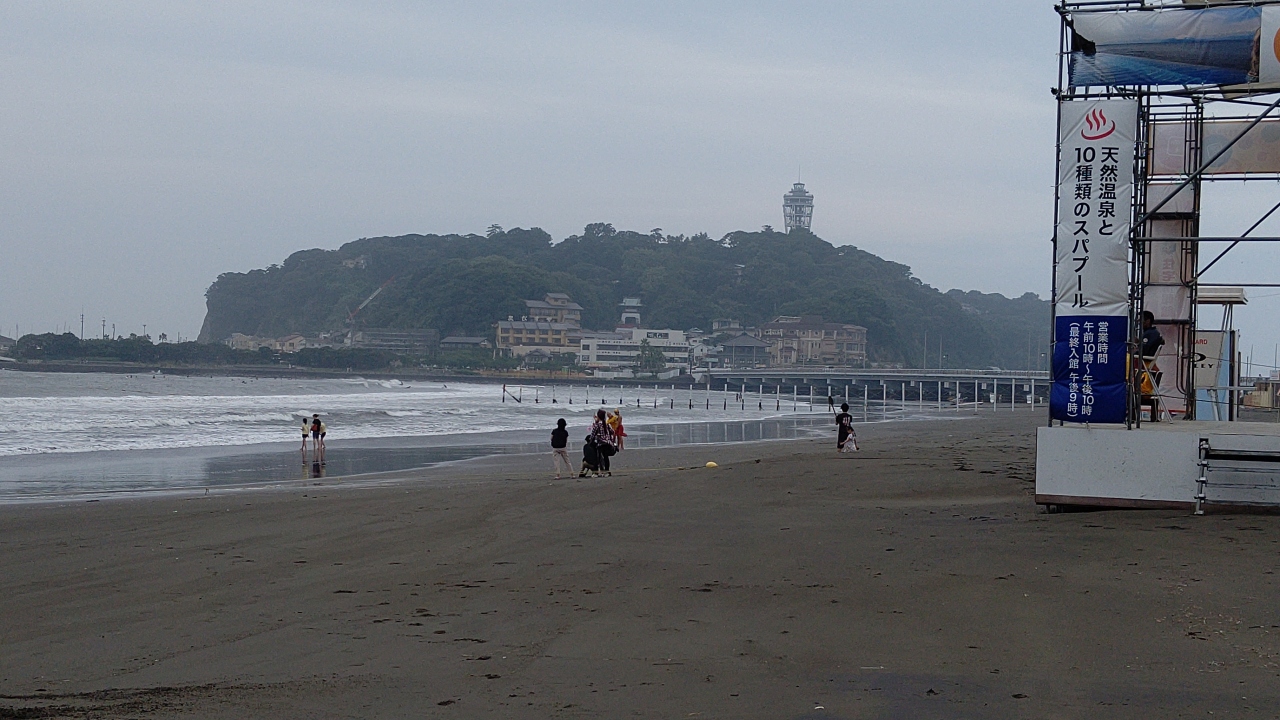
(0, 416, 839, 501)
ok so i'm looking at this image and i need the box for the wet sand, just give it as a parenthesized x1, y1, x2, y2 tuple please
(2, 413, 1279, 718)
(0, 416, 832, 501)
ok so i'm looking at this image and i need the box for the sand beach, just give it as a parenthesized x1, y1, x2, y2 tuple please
(2, 413, 1278, 718)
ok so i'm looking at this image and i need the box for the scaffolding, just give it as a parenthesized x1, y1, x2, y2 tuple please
(1054, 0, 1280, 426)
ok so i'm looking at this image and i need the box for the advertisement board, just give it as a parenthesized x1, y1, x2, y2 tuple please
(1201, 119, 1280, 174)
(1151, 119, 1280, 176)
(1193, 330, 1235, 421)
(1052, 99, 1137, 424)
(1070, 6, 1280, 88)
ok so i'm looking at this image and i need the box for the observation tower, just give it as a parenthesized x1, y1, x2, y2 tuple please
(782, 182, 813, 231)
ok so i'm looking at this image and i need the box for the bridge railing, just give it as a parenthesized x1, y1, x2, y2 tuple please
(705, 368, 1050, 380)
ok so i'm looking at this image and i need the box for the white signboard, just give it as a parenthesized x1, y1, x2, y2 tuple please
(1193, 330, 1226, 389)
(1055, 99, 1136, 317)
(1052, 99, 1137, 424)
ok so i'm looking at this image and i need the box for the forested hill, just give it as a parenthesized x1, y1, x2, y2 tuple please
(199, 224, 1047, 369)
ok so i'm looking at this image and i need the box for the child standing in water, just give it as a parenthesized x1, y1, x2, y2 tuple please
(551, 418, 572, 479)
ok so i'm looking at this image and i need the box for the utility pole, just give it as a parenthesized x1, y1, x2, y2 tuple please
(923, 329, 928, 369)
(101, 318, 106, 339)
(80, 314, 84, 340)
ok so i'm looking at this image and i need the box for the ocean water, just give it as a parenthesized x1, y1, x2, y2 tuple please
(0, 369, 951, 500)
(0, 370, 815, 457)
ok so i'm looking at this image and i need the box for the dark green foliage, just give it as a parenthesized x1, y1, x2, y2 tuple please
(13, 333, 404, 371)
(290, 347, 403, 371)
(198, 226, 1048, 368)
(945, 290, 1051, 370)
(636, 339, 666, 371)
(434, 348, 521, 372)
(16, 333, 259, 365)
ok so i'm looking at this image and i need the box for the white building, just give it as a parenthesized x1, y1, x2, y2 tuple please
(273, 333, 307, 353)
(226, 333, 271, 351)
(619, 297, 642, 326)
(578, 328, 691, 372)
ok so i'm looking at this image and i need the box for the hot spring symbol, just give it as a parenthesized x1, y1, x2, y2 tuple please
(1082, 107, 1116, 141)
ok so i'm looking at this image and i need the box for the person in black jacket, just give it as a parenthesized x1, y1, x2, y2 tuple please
(835, 403, 857, 454)
(1140, 310, 1166, 419)
(551, 418, 571, 479)
(1141, 310, 1165, 362)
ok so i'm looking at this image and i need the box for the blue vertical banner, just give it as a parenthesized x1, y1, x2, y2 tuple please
(1052, 99, 1136, 424)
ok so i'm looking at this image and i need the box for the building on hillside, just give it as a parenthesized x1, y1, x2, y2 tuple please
(226, 333, 271, 351)
(440, 336, 492, 351)
(619, 297, 642, 326)
(690, 338, 719, 369)
(758, 315, 867, 366)
(0, 335, 15, 355)
(712, 318, 743, 333)
(521, 348, 552, 366)
(306, 332, 343, 349)
(495, 319, 580, 357)
(718, 333, 771, 368)
(783, 182, 814, 231)
(273, 334, 307, 353)
(578, 328, 691, 372)
(524, 293, 583, 326)
(346, 328, 440, 355)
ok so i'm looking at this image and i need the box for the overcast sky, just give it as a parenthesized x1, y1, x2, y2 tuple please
(4, 1, 1280, 362)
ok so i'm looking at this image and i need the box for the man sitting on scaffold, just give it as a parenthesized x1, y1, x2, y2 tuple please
(1139, 310, 1165, 421)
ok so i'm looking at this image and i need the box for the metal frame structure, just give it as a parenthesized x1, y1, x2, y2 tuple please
(1055, 0, 1280, 426)
(782, 183, 814, 231)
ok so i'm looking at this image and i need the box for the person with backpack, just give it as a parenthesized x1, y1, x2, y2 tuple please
(551, 418, 572, 479)
(310, 414, 327, 465)
(579, 438, 600, 478)
(588, 409, 616, 476)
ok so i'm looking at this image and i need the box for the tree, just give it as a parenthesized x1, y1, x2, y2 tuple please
(486, 224, 504, 238)
(197, 226, 1048, 368)
(636, 339, 666, 372)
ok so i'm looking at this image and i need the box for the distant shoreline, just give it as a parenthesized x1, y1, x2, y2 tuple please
(0, 360, 700, 386)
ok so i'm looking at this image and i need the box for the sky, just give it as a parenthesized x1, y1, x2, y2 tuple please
(3, 1, 1280, 362)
